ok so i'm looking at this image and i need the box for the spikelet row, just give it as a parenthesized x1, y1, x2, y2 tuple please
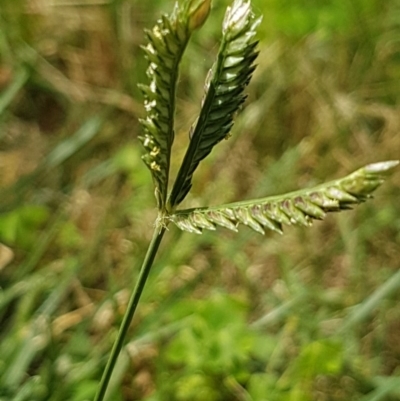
(169, 0, 262, 207)
(139, 1, 211, 209)
(170, 161, 399, 234)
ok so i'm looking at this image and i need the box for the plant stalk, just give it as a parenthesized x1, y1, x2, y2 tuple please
(94, 223, 167, 401)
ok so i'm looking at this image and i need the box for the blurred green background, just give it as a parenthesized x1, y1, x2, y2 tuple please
(0, 0, 400, 400)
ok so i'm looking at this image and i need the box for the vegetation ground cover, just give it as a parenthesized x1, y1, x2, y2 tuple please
(0, 0, 399, 400)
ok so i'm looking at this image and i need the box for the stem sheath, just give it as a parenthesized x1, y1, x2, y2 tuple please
(94, 224, 167, 401)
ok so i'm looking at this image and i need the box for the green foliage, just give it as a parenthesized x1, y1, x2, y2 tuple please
(153, 292, 275, 400)
(166, 293, 264, 373)
(148, 294, 365, 401)
(0, 205, 49, 249)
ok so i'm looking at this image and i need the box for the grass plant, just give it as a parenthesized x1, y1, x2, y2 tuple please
(0, 0, 399, 400)
(94, 0, 398, 399)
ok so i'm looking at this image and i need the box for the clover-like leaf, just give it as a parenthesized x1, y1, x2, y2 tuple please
(139, 0, 211, 210)
(169, 161, 399, 234)
(168, 0, 261, 209)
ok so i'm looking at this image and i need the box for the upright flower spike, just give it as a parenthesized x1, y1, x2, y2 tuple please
(168, 0, 261, 209)
(169, 161, 399, 234)
(139, 0, 211, 210)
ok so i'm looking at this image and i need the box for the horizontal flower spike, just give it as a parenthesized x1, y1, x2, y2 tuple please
(169, 161, 398, 235)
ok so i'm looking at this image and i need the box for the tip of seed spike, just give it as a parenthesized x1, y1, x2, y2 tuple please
(364, 160, 399, 173)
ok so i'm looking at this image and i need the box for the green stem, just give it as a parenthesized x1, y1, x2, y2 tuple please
(94, 223, 167, 401)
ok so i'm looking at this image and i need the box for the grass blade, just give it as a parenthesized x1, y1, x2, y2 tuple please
(0, 68, 29, 115)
